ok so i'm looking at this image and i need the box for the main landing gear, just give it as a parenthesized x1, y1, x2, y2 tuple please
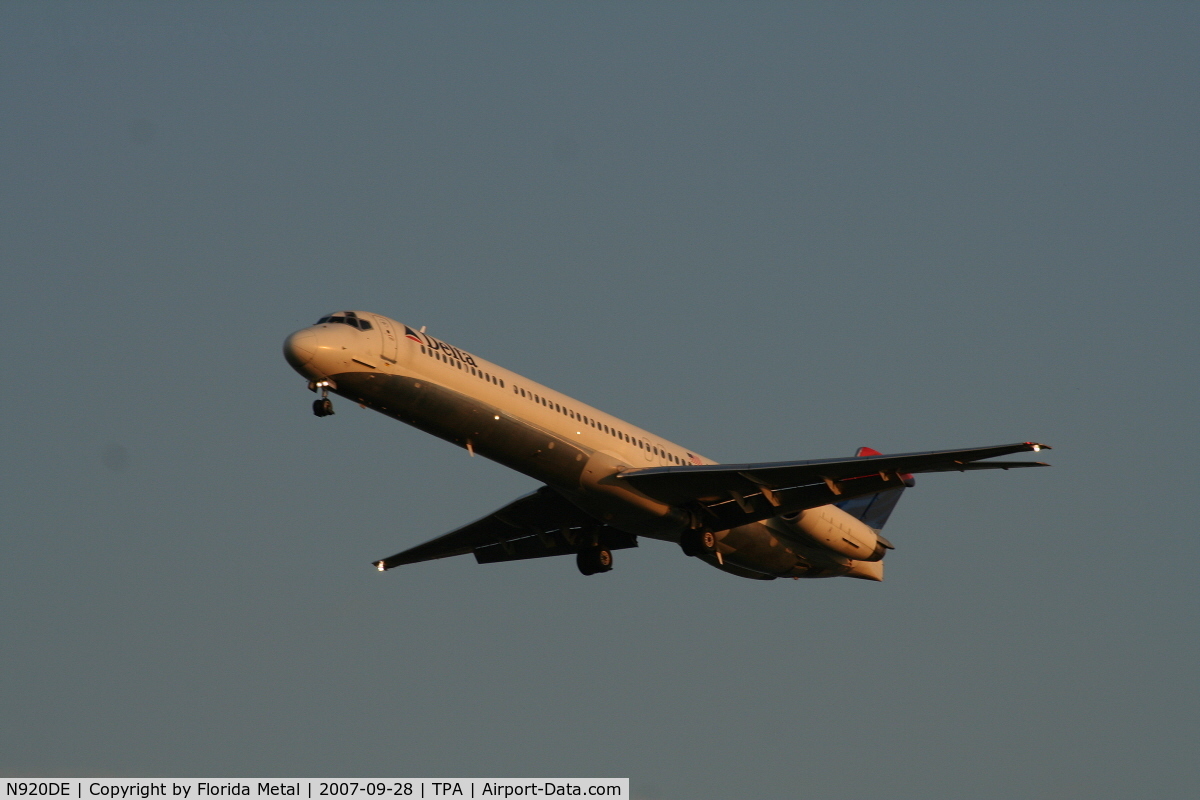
(679, 530, 718, 558)
(576, 547, 613, 576)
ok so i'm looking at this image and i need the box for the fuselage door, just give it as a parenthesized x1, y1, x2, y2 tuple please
(373, 315, 399, 363)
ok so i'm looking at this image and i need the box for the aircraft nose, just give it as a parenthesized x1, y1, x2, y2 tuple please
(283, 329, 318, 369)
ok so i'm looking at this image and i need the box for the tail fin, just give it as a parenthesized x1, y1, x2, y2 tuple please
(834, 447, 914, 530)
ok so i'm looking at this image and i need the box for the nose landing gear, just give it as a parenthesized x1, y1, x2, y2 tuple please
(311, 381, 335, 417)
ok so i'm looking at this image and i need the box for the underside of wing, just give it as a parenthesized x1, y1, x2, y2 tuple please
(616, 441, 1051, 531)
(374, 485, 634, 570)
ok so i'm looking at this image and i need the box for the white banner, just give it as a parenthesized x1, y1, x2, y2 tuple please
(2, 782, 628, 800)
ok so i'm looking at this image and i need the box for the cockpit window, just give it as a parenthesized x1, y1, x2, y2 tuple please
(315, 312, 372, 330)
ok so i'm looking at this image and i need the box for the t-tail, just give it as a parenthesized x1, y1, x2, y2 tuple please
(834, 446, 914, 533)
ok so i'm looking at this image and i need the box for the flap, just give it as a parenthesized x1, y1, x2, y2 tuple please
(374, 485, 600, 570)
(474, 528, 638, 564)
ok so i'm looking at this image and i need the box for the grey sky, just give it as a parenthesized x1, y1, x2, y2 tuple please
(3, 2, 1198, 798)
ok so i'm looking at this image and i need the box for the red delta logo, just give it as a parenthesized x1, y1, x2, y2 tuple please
(406, 326, 479, 367)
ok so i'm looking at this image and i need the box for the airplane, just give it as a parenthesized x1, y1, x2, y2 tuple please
(283, 310, 1050, 582)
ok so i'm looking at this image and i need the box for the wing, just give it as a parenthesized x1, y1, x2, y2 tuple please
(617, 441, 1051, 531)
(373, 485, 635, 570)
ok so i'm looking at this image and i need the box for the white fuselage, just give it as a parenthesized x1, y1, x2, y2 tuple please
(283, 311, 884, 580)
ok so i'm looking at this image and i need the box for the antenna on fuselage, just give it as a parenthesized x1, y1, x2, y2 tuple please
(419, 325, 426, 333)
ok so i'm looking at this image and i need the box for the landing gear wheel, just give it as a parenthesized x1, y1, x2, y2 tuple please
(576, 548, 613, 576)
(312, 397, 335, 417)
(680, 530, 718, 557)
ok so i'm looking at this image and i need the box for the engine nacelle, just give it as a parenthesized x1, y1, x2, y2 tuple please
(780, 505, 888, 562)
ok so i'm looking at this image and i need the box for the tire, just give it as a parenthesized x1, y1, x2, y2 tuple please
(680, 530, 717, 557)
(576, 548, 613, 576)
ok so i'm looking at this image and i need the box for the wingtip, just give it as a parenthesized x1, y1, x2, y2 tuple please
(1026, 442, 1053, 452)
